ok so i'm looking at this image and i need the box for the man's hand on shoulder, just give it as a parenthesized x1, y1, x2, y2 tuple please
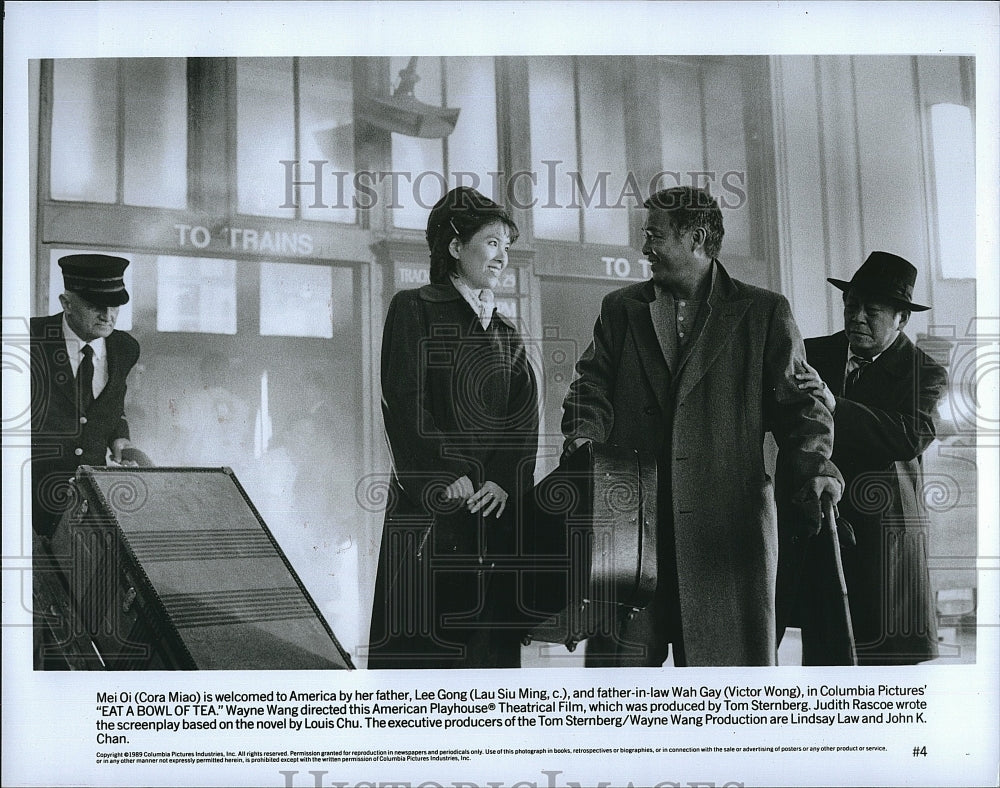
(795, 362, 837, 413)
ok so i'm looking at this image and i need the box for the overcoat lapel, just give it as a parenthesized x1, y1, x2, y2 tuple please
(850, 332, 911, 402)
(807, 332, 848, 395)
(648, 290, 678, 374)
(675, 272, 751, 404)
(624, 288, 672, 417)
(807, 331, 912, 401)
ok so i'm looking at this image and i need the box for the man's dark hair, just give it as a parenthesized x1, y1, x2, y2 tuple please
(644, 186, 725, 258)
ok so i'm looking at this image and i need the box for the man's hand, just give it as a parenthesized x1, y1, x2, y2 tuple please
(795, 362, 837, 413)
(562, 437, 592, 460)
(110, 438, 139, 467)
(800, 474, 843, 505)
(792, 475, 844, 537)
(466, 481, 509, 518)
(444, 475, 475, 501)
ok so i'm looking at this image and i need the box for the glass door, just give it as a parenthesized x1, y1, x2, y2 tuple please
(47, 248, 366, 655)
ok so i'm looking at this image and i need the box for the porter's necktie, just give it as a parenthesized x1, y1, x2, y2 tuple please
(78, 343, 95, 412)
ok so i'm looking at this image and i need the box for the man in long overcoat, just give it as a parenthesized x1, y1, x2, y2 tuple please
(563, 187, 842, 667)
(789, 252, 947, 664)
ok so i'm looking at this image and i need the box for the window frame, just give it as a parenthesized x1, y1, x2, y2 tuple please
(525, 55, 781, 292)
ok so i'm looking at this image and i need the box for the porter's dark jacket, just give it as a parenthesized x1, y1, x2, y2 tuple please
(30, 313, 139, 535)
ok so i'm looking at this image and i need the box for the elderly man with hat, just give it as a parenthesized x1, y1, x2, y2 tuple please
(784, 251, 948, 665)
(30, 254, 145, 538)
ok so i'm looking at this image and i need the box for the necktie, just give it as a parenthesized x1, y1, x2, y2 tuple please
(844, 358, 871, 398)
(78, 344, 95, 412)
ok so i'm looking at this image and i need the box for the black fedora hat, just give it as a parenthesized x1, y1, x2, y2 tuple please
(828, 251, 930, 312)
(58, 254, 130, 306)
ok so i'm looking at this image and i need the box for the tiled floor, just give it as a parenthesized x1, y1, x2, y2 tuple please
(520, 621, 977, 667)
(778, 624, 978, 665)
(926, 623, 977, 664)
(521, 639, 587, 669)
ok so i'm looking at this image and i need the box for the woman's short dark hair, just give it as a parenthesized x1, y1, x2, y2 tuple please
(426, 187, 519, 284)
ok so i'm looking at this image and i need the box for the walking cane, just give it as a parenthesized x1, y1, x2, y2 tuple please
(821, 493, 857, 666)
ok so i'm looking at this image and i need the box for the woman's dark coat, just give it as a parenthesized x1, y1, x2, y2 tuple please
(367, 281, 538, 669)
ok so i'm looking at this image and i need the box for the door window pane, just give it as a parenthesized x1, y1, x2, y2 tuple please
(445, 57, 499, 194)
(703, 64, 750, 254)
(931, 103, 975, 278)
(50, 59, 118, 202)
(578, 58, 628, 245)
(49, 58, 188, 208)
(238, 58, 357, 223)
(658, 64, 705, 185)
(657, 60, 753, 256)
(529, 57, 629, 245)
(390, 56, 445, 230)
(528, 57, 578, 242)
(122, 59, 188, 209)
(48, 248, 133, 330)
(259, 262, 334, 338)
(237, 58, 296, 219)
(389, 57, 499, 230)
(156, 256, 237, 334)
(299, 58, 356, 224)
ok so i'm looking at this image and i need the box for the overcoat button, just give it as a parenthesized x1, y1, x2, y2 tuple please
(74, 447, 83, 456)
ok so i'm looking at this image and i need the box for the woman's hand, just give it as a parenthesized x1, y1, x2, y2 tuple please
(444, 475, 475, 501)
(795, 362, 837, 413)
(467, 481, 509, 518)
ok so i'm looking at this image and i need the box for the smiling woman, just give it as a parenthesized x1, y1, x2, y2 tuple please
(451, 222, 513, 291)
(368, 187, 538, 669)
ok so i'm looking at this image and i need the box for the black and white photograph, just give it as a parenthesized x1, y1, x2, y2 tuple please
(3, 2, 998, 787)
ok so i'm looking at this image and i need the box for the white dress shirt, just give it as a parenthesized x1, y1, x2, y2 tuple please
(62, 315, 109, 399)
(844, 336, 895, 378)
(450, 274, 496, 330)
